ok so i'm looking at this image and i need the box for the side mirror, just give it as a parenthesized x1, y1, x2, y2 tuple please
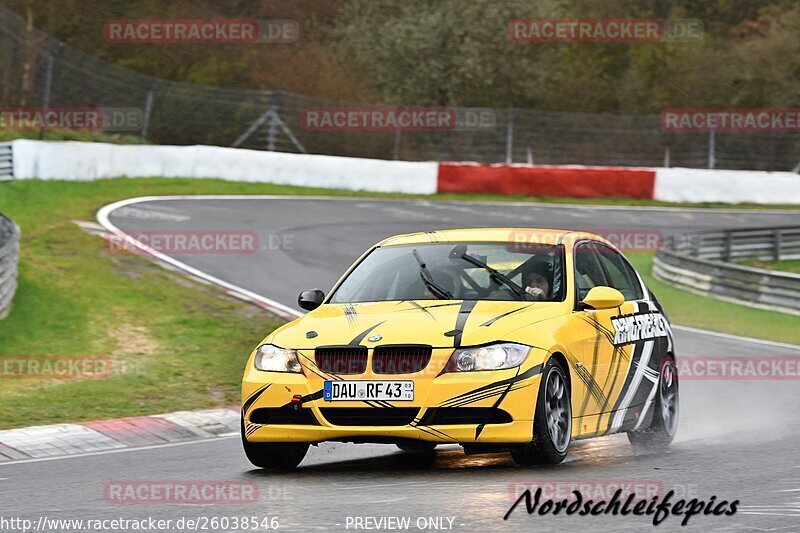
(298, 289, 325, 311)
(579, 286, 624, 311)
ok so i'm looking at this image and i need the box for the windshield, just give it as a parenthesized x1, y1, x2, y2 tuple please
(329, 242, 564, 303)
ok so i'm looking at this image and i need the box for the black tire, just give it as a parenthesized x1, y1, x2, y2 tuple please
(396, 442, 437, 452)
(628, 355, 679, 450)
(511, 358, 571, 466)
(241, 415, 309, 470)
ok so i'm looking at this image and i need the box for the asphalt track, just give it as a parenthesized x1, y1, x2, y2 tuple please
(4, 197, 800, 532)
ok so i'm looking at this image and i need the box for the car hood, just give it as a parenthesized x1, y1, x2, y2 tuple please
(269, 300, 566, 349)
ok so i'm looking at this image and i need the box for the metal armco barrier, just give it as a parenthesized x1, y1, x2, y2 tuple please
(653, 226, 800, 314)
(0, 211, 19, 318)
(0, 143, 12, 181)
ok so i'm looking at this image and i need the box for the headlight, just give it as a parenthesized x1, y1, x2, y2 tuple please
(444, 342, 530, 372)
(253, 344, 302, 373)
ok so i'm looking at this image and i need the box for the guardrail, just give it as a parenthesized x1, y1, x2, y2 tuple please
(0, 212, 19, 319)
(653, 226, 800, 314)
(0, 143, 12, 181)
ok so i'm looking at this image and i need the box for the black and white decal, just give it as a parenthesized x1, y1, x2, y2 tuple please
(610, 311, 669, 346)
(607, 301, 668, 433)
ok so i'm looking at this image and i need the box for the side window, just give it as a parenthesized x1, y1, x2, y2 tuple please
(574, 242, 607, 300)
(595, 243, 644, 300)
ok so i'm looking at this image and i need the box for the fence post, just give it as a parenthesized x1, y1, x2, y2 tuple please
(140, 80, 160, 143)
(723, 231, 732, 262)
(38, 42, 63, 140)
(526, 146, 533, 165)
(505, 108, 516, 164)
(663, 145, 670, 167)
(774, 228, 782, 261)
(266, 90, 283, 151)
(708, 129, 716, 169)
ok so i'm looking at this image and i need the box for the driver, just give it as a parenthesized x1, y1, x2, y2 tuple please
(524, 261, 552, 301)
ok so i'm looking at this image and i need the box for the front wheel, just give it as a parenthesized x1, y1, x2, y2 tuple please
(628, 356, 679, 450)
(241, 415, 309, 470)
(511, 358, 571, 466)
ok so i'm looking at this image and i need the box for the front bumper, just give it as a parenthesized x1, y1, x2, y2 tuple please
(242, 359, 542, 444)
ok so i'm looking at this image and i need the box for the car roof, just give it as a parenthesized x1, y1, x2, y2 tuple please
(376, 228, 614, 248)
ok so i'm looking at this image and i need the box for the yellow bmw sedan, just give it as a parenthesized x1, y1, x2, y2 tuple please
(241, 228, 678, 469)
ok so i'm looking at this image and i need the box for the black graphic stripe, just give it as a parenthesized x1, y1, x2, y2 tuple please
(343, 304, 359, 331)
(604, 312, 649, 435)
(419, 302, 462, 310)
(452, 300, 478, 348)
(476, 367, 523, 439)
(442, 381, 531, 409)
(407, 300, 438, 323)
(608, 333, 645, 418)
(439, 383, 510, 408)
(438, 364, 543, 408)
(593, 344, 630, 434)
(568, 355, 607, 408)
(595, 344, 630, 421)
(349, 321, 386, 346)
(243, 384, 271, 415)
(296, 350, 340, 381)
(439, 378, 536, 409)
(579, 314, 616, 345)
(479, 305, 533, 327)
(410, 420, 458, 442)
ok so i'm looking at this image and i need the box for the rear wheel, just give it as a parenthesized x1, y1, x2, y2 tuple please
(628, 356, 679, 450)
(241, 415, 309, 470)
(511, 358, 571, 466)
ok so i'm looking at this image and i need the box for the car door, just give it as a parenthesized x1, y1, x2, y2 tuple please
(593, 242, 665, 435)
(568, 240, 621, 434)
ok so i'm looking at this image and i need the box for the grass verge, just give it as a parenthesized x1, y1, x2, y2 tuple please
(0, 178, 797, 429)
(737, 259, 800, 275)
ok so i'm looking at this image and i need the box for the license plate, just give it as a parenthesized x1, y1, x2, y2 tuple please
(323, 380, 414, 402)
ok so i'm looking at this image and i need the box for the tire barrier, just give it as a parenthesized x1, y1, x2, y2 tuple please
(0, 211, 19, 319)
(0, 143, 12, 181)
(653, 226, 800, 314)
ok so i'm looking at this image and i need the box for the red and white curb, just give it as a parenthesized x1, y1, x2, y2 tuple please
(0, 407, 240, 462)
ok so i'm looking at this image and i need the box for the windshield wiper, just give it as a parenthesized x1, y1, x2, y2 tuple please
(453, 248, 527, 300)
(412, 249, 453, 300)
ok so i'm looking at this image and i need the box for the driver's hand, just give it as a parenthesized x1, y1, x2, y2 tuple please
(525, 286, 545, 299)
